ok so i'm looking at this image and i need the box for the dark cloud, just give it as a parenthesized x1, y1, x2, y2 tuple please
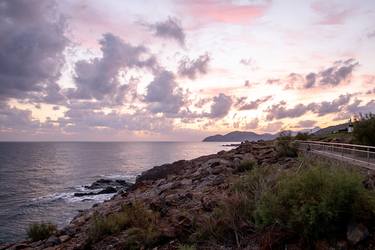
(236, 95, 272, 110)
(314, 94, 352, 116)
(68, 33, 156, 105)
(0, 103, 40, 130)
(178, 53, 210, 80)
(304, 73, 316, 88)
(144, 70, 185, 114)
(304, 59, 358, 88)
(346, 99, 375, 114)
(266, 102, 312, 121)
(150, 17, 185, 46)
(265, 94, 353, 120)
(0, 0, 68, 102)
(208, 93, 233, 118)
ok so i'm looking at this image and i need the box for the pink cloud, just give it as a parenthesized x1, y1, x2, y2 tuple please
(182, 0, 270, 25)
(311, 1, 354, 25)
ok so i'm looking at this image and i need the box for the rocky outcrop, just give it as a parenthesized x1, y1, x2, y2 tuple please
(74, 179, 133, 197)
(0, 141, 310, 249)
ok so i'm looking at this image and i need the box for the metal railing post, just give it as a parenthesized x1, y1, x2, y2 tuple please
(368, 148, 370, 166)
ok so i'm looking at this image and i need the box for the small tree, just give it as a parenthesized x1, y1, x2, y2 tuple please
(353, 113, 375, 146)
(275, 131, 298, 157)
(295, 132, 310, 141)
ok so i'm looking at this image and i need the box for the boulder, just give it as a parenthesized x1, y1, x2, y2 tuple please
(58, 235, 70, 243)
(85, 178, 132, 190)
(136, 160, 192, 182)
(347, 223, 369, 245)
(44, 235, 61, 247)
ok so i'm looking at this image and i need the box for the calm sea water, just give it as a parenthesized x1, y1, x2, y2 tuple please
(0, 142, 228, 242)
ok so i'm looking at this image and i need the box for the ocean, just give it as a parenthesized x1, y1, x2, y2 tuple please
(0, 141, 227, 242)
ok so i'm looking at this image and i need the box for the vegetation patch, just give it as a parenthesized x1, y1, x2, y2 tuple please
(275, 131, 298, 157)
(27, 222, 57, 241)
(178, 244, 196, 250)
(235, 159, 257, 173)
(193, 166, 279, 247)
(88, 201, 160, 248)
(254, 165, 375, 240)
(193, 158, 375, 248)
(353, 113, 375, 146)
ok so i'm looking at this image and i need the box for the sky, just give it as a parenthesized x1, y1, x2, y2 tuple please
(0, 0, 374, 141)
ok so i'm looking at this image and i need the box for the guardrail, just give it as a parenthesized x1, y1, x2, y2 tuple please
(295, 140, 375, 170)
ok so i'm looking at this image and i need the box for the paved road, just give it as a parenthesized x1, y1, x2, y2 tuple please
(297, 141, 375, 170)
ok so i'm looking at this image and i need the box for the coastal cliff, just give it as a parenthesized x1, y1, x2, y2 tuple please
(2, 141, 375, 250)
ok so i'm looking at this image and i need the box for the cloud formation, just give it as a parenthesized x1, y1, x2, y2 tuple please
(68, 33, 156, 104)
(208, 93, 233, 118)
(150, 17, 185, 46)
(236, 95, 272, 110)
(145, 70, 185, 114)
(266, 94, 353, 120)
(0, 0, 68, 102)
(305, 59, 358, 88)
(178, 54, 210, 80)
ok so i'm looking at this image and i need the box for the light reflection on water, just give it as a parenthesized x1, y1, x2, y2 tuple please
(0, 141, 229, 242)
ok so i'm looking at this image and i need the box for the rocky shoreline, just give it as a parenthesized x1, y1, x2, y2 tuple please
(73, 179, 133, 197)
(1, 140, 375, 250)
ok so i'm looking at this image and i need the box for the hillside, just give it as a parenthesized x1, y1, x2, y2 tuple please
(313, 122, 349, 136)
(4, 141, 375, 249)
(202, 131, 277, 142)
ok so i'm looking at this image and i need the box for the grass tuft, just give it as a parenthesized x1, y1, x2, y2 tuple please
(27, 222, 56, 241)
(88, 201, 160, 246)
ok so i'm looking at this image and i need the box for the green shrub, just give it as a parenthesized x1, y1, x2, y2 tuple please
(178, 244, 196, 250)
(232, 166, 278, 203)
(235, 160, 257, 173)
(294, 132, 310, 141)
(275, 131, 298, 157)
(353, 113, 375, 146)
(254, 166, 375, 240)
(193, 192, 252, 247)
(27, 222, 57, 241)
(122, 227, 160, 250)
(88, 202, 160, 244)
(194, 166, 278, 247)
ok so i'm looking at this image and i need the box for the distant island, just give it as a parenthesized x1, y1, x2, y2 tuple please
(202, 122, 351, 142)
(202, 131, 277, 142)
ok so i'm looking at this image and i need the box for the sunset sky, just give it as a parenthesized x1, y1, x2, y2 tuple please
(0, 0, 374, 141)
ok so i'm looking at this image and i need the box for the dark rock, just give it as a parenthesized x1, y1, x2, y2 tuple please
(201, 196, 217, 211)
(136, 160, 190, 182)
(347, 223, 369, 245)
(59, 235, 70, 243)
(97, 186, 117, 194)
(7, 243, 30, 250)
(44, 235, 61, 247)
(85, 178, 132, 190)
(75, 180, 130, 197)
